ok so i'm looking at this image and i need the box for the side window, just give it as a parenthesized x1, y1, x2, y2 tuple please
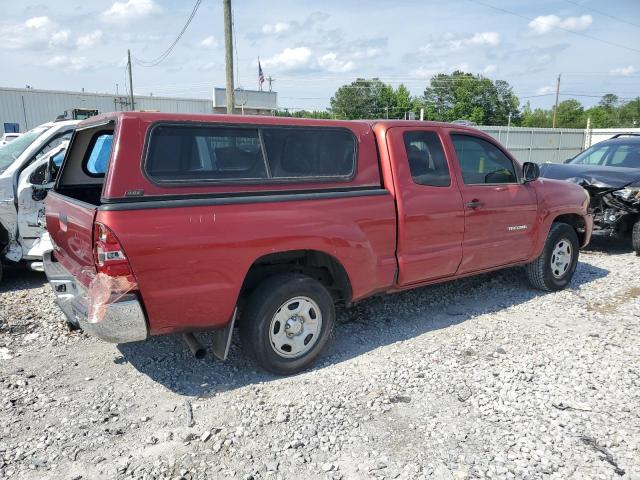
(262, 128, 355, 178)
(52, 150, 65, 167)
(85, 133, 114, 176)
(607, 145, 637, 167)
(146, 125, 267, 182)
(403, 131, 450, 187)
(34, 130, 73, 160)
(451, 134, 517, 184)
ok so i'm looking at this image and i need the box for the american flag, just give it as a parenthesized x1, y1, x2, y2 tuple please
(258, 60, 265, 91)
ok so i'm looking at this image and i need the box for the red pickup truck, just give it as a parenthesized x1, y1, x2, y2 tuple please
(44, 112, 592, 374)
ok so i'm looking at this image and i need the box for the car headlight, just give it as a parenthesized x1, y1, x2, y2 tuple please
(612, 187, 640, 201)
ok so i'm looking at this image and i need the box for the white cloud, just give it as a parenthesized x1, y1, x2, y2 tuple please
(49, 30, 71, 48)
(609, 65, 636, 76)
(350, 47, 382, 59)
(77, 30, 103, 49)
(411, 62, 470, 78)
(25, 16, 52, 30)
(45, 55, 92, 71)
(0, 16, 73, 50)
(483, 64, 497, 74)
(103, 0, 157, 22)
(263, 47, 313, 70)
(467, 32, 500, 47)
(537, 85, 556, 95)
(419, 31, 500, 55)
(199, 36, 218, 48)
(317, 53, 354, 73)
(528, 14, 592, 35)
(262, 22, 291, 34)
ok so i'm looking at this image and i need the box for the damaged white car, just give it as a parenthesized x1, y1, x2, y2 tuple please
(0, 120, 77, 281)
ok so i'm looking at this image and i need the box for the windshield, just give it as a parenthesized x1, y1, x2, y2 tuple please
(569, 141, 640, 168)
(0, 126, 50, 174)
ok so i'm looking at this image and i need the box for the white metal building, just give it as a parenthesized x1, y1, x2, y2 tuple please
(0, 86, 212, 133)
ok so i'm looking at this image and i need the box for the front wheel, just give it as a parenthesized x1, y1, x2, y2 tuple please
(632, 218, 640, 256)
(525, 223, 579, 291)
(240, 274, 335, 375)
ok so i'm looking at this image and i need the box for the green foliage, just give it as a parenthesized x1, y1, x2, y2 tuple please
(329, 78, 419, 119)
(520, 95, 639, 128)
(555, 99, 585, 128)
(422, 71, 520, 125)
(521, 102, 553, 127)
(281, 73, 639, 129)
(274, 109, 332, 119)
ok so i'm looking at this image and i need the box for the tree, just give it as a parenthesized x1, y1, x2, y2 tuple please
(599, 93, 619, 111)
(555, 100, 585, 128)
(422, 71, 519, 125)
(275, 109, 331, 119)
(619, 97, 640, 127)
(330, 78, 387, 119)
(521, 101, 553, 127)
(329, 79, 419, 119)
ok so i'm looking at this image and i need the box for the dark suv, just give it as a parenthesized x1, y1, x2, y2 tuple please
(540, 133, 640, 254)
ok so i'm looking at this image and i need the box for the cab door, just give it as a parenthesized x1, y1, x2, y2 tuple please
(17, 145, 66, 243)
(446, 132, 538, 274)
(387, 127, 465, 286)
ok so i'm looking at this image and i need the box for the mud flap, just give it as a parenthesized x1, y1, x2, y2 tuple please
(211, 308, 237, 361)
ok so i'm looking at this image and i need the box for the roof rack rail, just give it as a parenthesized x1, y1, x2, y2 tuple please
(610, 133, 640, 139)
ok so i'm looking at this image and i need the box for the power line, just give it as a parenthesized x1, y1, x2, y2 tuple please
(563, 0, 640, 29)
(133, 0, 202, 67)
(467, 0, 640, 54)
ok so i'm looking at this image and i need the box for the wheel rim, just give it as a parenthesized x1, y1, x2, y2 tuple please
(269, 296, 323, 359)
(550, 238, 573, 279)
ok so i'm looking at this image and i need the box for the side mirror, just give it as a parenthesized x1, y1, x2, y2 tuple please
(522, 162, 540, 183)
(563, 158, 572, 164)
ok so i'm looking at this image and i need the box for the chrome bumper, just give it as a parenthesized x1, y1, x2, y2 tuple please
(43, 251, 148, 343)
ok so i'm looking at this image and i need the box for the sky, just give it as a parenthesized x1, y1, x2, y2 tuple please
(0, 0, 638, 113)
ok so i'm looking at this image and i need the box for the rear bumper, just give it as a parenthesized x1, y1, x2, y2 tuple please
(43, 251, 148, 343)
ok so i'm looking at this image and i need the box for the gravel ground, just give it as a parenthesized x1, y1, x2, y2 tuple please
(1, 235, 639, 480)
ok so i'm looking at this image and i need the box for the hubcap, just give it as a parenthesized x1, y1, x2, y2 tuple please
(269, 296, 322, 359)
(550, 238, 573, 279)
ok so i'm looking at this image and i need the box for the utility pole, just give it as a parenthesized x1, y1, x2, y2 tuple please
(266, 76, 274, 92)
(552, 73, 561, 128)
(223, 0, 235, 114)
(127, 49, 135, 111)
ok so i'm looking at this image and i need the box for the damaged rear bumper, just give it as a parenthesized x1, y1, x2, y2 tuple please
(43, 251, 148, 343)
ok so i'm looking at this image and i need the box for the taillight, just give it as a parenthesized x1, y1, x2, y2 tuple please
(93, 222, 135, 279)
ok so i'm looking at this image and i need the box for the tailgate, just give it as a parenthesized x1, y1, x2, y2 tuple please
(45, 191, 96, 286)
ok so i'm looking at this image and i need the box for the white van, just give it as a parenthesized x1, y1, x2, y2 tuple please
(0, 120, 78, 280)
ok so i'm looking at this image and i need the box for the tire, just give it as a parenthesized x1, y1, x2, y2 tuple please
(0, 261, 3, 284)
(525, 222, 579, 292)
(632, 218, 640, 256)
(240, 273, 335, 375)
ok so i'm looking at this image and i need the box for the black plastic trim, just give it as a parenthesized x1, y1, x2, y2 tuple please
(98, 187, 389, 211)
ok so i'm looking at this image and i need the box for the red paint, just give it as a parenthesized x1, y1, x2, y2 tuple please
(46, 113, 593, 337)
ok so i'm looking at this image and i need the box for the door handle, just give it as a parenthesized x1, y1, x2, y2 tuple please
(465, 199, 483, 209)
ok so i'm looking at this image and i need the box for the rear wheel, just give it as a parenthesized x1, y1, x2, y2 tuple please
(632, 218, 640, 256)
(525, 223, 579, 291)
(240, 274, 335, 375)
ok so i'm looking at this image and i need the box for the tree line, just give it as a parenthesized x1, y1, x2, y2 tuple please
(275, 71, 639, 129)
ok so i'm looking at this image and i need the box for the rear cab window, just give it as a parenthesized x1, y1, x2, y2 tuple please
(403, 131, 451, 187)
(145, 123, 356, 184)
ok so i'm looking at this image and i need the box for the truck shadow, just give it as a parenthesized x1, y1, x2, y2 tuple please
(117, 259, 609, 397)
(584, 232, 635, 255)
(0, 266, 47, 293)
